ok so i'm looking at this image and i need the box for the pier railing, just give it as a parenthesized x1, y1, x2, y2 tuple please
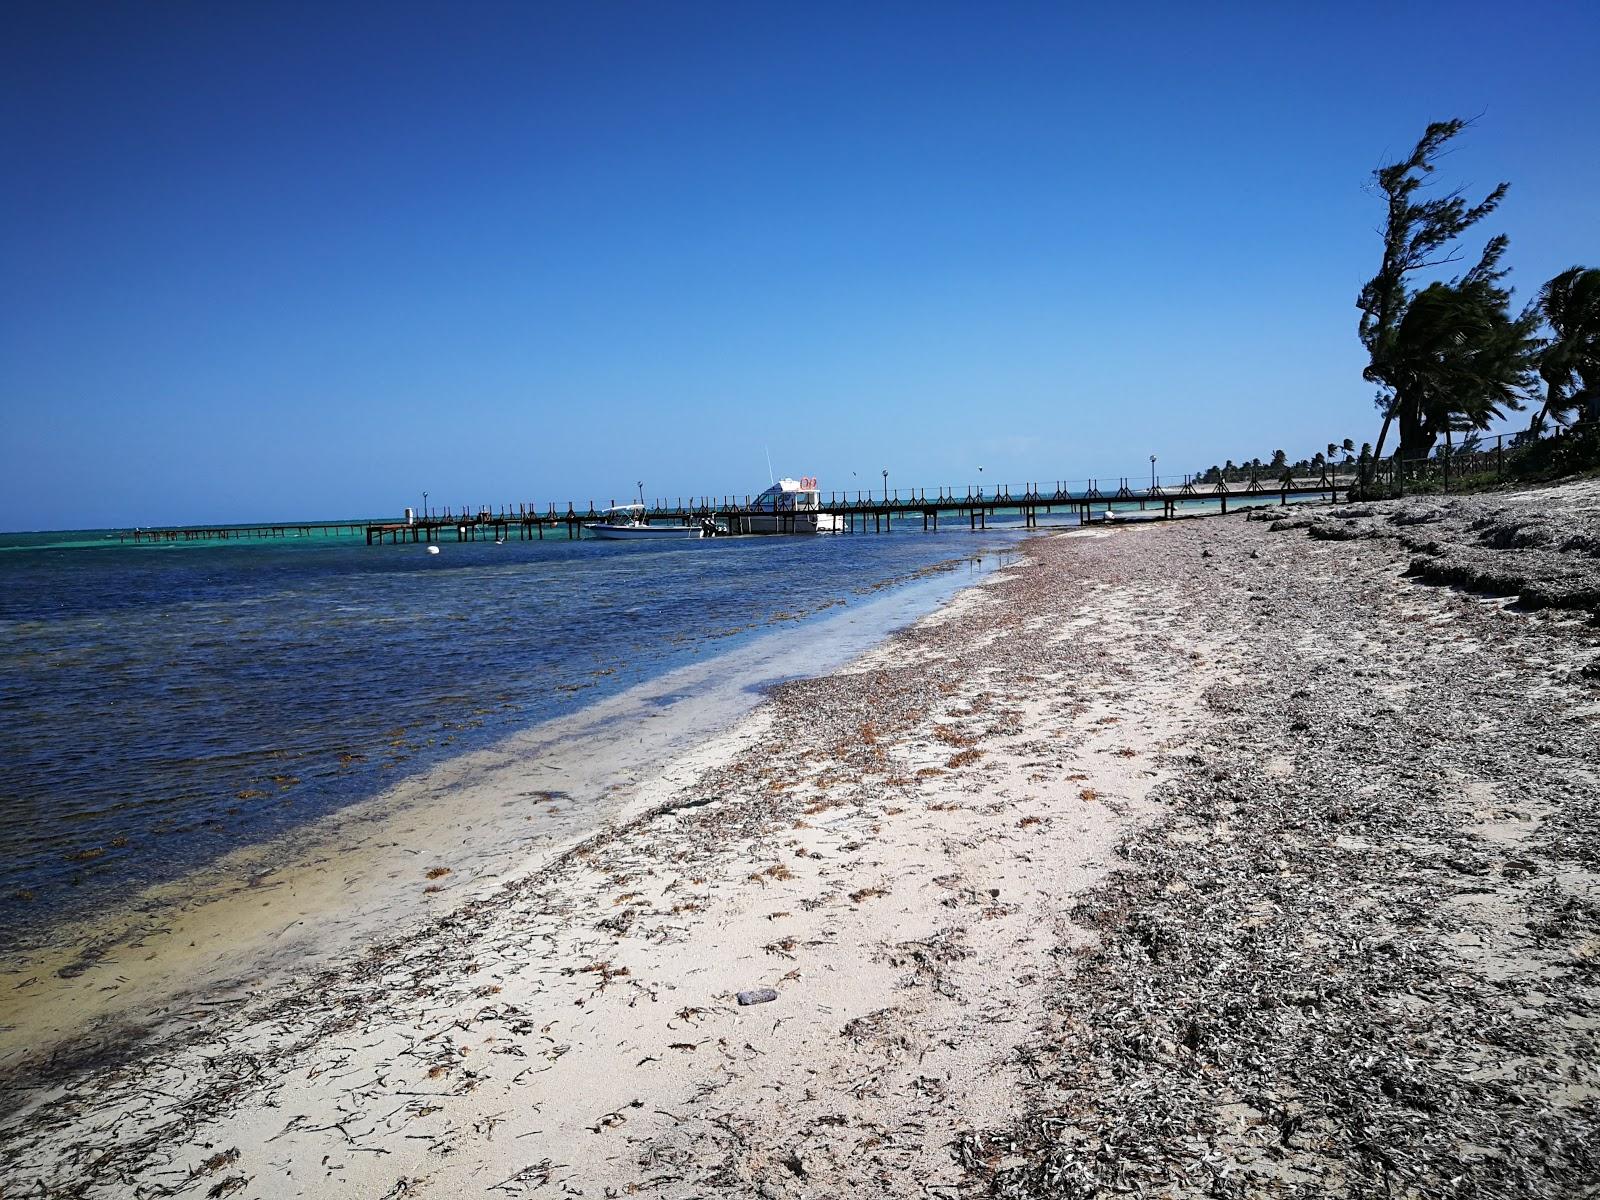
(358, 467, 1357, 543)
(109, 428, 1590, 547)
(116, 521, 374, 544)
(108, 467, 1363, 546)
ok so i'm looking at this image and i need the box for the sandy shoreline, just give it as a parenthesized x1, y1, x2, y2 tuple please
(0, 550, 1007, 1074)
(4, 484, 1599, 1197)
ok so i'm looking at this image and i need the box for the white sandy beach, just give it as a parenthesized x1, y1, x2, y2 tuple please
(4, 484, 1599, 1197)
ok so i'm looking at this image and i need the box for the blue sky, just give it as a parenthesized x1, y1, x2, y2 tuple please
(3, 1, 1597, 528)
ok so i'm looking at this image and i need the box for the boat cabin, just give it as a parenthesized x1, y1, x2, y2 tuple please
(751, 477, 821, 512)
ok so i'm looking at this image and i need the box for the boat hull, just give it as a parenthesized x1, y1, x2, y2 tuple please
(738, 512, 844, 534)
(585, 523, 705, 540)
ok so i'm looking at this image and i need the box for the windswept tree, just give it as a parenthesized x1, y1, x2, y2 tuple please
(1383, 238, 1538, 459)
(1528, 266, 1600, 429)
(1358, 120, 1510, 474)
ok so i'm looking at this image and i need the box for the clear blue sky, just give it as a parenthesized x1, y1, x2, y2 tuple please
(3, 1, 1597, 528)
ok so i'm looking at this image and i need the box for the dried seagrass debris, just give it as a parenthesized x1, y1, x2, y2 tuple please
(969, 479, 1600, 1199)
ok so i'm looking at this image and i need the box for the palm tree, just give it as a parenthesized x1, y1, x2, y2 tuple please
(1529, 267, 1600, 429)
(1358, 120, 1509, 477)
(1386, 243, 1539, 462)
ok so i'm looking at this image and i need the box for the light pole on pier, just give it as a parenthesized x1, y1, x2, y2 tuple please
(882, 469, 888, 502)
(1149, 456, 1157, 491)
(422, 490, 429, 521)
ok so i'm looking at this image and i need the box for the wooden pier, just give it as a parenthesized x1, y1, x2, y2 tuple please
(361, 471, 1353, 545)
(117, 522, 372, 544)
(105, 472, 1352, 548)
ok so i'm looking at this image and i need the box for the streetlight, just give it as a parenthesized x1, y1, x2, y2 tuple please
(1149, 456, 1157, 490)
(882, 468, 889, 502)
(422, 490, 429, 521)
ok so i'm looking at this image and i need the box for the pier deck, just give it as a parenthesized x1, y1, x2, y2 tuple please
(116, 522, 372, 544)
(361, 473, 1353, 544)
(106, 474, 1354, 547)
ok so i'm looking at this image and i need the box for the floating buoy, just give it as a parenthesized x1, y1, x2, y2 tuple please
(427, 545, 441, 555)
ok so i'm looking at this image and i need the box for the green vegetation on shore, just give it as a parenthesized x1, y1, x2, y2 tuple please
(1196, 119, 1598, 499)
(1354, 119, 1598, 495)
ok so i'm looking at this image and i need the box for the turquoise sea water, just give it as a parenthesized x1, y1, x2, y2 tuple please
(0, 521, 1032, 947)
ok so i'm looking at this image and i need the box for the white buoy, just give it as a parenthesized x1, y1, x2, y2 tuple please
(427, 545, 440, 555)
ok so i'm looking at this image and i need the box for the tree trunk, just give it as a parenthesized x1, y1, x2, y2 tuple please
(1367, 410, 1395, 487)
(1396, 397, 1437, 465)
(1534, 377, 1566, 431)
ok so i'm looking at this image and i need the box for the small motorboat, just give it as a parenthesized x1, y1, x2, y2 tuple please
(586, 504, 714, 540)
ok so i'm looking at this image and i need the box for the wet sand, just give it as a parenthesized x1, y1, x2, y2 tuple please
(0, 553, 1003, 1074)
(3, 483, 1599, 1197)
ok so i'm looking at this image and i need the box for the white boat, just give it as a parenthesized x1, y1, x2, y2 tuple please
(586, 505, 714, 540)
(740, 477, 844, 534)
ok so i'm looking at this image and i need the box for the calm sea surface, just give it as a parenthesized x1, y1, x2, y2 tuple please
(0, 522, 1030, 945)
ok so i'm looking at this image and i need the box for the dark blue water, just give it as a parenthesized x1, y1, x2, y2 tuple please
(0, 523, 1028, 945)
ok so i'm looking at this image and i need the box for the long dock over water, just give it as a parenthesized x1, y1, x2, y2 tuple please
(117, 521, 371, 544)
(365, 472, 1353, 544)
(108, 473, 1354, 547)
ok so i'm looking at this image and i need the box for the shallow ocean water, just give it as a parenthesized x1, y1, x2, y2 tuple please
(0, 522, 1031, 943)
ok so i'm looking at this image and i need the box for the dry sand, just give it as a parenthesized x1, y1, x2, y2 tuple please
(3, 481, 1599, 1198)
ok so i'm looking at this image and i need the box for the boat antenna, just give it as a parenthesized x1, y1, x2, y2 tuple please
(764, 445, 774, 486)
